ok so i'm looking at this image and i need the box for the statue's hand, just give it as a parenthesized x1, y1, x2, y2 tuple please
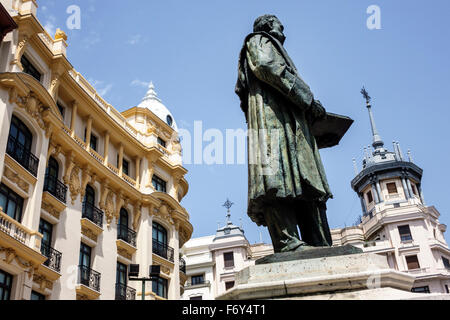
(311, 99, 326, 120)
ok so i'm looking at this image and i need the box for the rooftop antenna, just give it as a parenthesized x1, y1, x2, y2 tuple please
(407, 149, 413, 162)
(396, 142, 404, 161)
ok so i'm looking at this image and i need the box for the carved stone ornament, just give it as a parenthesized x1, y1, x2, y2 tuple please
(156, 202, 174, 225)
(81, 226, 98, 242)
(105, 192, 115, 226)
(4, 166, 30, 193)
(69, 166, 81, 205)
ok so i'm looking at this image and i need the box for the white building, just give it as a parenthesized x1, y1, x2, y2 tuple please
(332, 94, 450, 294)
(181, 211, 273, 300)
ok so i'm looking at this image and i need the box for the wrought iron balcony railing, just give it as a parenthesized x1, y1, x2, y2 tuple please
(40, 242, 62, 273)
(78, 265, 101, 292)
(6, 135, 39, 177)
(82, 202, 103, 228)
(180, 258, 186, 274)
(115, 283, 136, 300)
(117, 224, 137, 247)
(152, 239, 174, 263)
(43, 174, 67, 204)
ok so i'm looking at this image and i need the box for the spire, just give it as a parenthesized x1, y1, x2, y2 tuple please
(361, 87, 384, 150)
(142, 81, 162, 103)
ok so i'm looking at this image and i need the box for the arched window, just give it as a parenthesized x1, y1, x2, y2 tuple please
(153, 222, 171, 260)
(7, 116, 38, 176)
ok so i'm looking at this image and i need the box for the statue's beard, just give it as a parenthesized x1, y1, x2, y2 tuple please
(269, 30, 286, 44)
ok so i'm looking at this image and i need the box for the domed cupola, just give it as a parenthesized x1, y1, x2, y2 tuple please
(351, 88, 424, 218)
(137, 82, 178, 131)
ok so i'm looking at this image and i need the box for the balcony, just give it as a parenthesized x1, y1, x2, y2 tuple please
(82, 202, 103, 228)
(40, 243, 62, 273)
(117, 225, 136, 247)
(6, 135, 39, 177)
(185, 280, 211, 288)
(180, 258, 186, 274)
(153, 239, 174, 263)
(78, 265, 101, 292)
(43, 174, 67, 204)
(115, 283, 136, 300)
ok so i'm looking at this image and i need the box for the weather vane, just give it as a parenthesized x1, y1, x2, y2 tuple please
(361, 86, 371, 105)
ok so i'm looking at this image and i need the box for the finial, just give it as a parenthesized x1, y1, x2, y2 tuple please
(222, 198, 234, 225)
(408, 149, 413, 162)
(396, 142, 404, 161)
(142, 81, 161, 102)
(361, 87, 384, 150)
(361, 86, 371, 106)
(54, 28, 68, 41)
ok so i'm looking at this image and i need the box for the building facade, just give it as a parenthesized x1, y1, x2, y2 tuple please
(181, 213, 273, 300)
(331, 94, 450, 294)
(0, 0, 192, 300)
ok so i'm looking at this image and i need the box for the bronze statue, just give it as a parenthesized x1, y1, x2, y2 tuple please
(236, 15, 352, 253)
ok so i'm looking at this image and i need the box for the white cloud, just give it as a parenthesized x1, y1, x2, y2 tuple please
(127, 34, 145, 45)
(130, 79, 150, 88)
(43, 14, 57, 36)
(89, 79, 113, 97)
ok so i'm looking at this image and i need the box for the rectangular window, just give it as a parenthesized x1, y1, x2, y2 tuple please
(0, 269, 13, 300)
(79, 243, 92, 268)
(123, 159, 129, 176)
(445, 285, 449, 294)
(0, 183, 24, 222)
(56, 102, 65, 119)
(191, 275, 205, 286)
(406, 255, 420, 270)
(30, 291, 45, 300)
(152, 276, 168, 299)
(411, 286, 430, 293)
(443, 257, 450, 270)
(411, 183, 418, 196)
(190, 296, 203, 300)
(152, 175, 167, 193)
(157, 137, 166, 148)
(366, 190, 373, 204)
(224, 252, 234, 268)
(116, 262, 128, 286)
(225, 281, 235, 291)
(386, 182, 398, 194)
(21, 55, 42, 82)
(84, 128, 98, 152)
(398, 225, 413, 242)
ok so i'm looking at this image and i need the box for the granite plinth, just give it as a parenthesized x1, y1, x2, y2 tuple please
(256, 244, 363, 265)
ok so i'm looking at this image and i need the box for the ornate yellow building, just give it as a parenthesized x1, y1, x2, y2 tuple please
(0, 0, 192, 300)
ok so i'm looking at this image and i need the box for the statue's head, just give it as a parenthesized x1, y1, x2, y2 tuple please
(253, 14, 286, 44)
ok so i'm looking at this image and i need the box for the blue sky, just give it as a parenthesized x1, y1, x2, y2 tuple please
(37, 0, 450, 244)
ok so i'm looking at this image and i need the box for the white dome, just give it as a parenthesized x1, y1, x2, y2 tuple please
(137, 82, 178, 131)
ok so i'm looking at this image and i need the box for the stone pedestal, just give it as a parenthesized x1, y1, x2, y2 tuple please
(216, 249, 449, 300)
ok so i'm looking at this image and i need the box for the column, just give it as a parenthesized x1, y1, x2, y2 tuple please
(135, 157, 141, 189)
(85, 116, 93, 151)
(376, 181, 383, 203)
(406, 179, 415, 199)
(371, 184, 380, 204)
(70, 102, 78, 137)
(118, 143, 124, 177)
(401, 177, 411, 199)
(104, 131, 110, 165)
(359, 194, 367, 216)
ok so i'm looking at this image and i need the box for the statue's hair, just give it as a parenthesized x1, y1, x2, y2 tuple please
(253, 14, 280, 33)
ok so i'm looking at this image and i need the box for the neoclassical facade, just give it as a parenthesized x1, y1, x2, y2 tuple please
(0, 0, 192, 300)
(331, 95, 450, 294)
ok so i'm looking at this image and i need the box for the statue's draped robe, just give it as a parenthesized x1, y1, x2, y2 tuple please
(236, 32, 332, 227)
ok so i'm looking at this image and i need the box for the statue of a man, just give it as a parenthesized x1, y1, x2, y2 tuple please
(236, 14, 333, 252)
